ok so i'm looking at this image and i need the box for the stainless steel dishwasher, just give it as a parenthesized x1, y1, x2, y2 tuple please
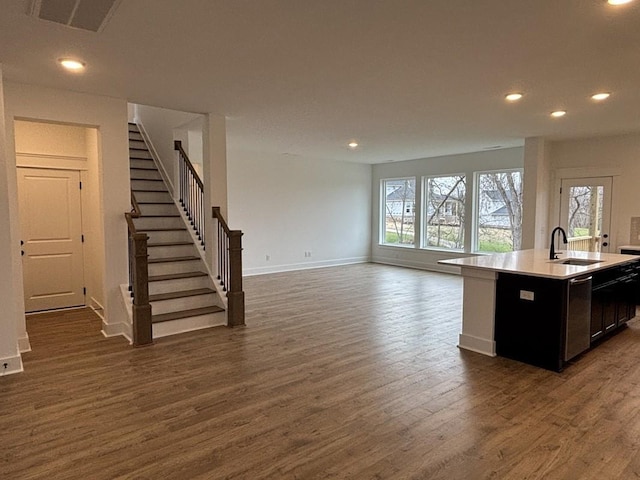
(565, 275, 592, 361)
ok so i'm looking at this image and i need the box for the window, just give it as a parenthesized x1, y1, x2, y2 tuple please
(423, 175, 466, 250)
(382, 178, 415, 245)
(475, 170, 523, 252)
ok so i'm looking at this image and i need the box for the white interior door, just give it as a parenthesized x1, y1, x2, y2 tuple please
(559, 177, 612, 253)
(18, 168, 85, 312)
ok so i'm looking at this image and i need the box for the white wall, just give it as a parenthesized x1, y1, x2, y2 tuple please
(132, 104, 201, 195)
(4, 82, 130, 340)
(227, 150, 372, 275)
(371, 147, 524, 272)
(548, 133, 640, 252)
(0, 67, 24, 374)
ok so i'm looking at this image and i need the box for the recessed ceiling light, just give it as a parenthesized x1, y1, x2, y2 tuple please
(551, 110, 567, 118)
(607, 0, 634, 5)
(505, 93, 523, 102)
(591, 92, 611, 101)
(348, 141, 359, 149)
(58, 58, 86, 72)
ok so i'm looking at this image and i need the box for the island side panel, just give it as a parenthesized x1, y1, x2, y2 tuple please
(495, 273, 566, 372)
(458, 267, 498, 356)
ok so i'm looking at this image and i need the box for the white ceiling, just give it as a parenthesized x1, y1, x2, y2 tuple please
(1, 0, 639, 164)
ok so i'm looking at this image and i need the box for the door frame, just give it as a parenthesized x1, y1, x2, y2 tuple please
(552, 167, 621, 253)
(559, 176, 612, 253)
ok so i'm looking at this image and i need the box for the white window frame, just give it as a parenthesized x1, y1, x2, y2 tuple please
(380, 177, 417, 247)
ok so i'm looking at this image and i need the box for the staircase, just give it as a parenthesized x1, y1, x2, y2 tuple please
(127, 123, 225, 338)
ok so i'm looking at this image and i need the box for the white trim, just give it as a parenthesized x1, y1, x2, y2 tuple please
(103, 284, 133, 343)
(372, 256, 460, 275)
(244, 256, 370, 276)
(136, 122, 175, 195)
(0, 353, 24, 376)
(18, 333, 31, 353)
(458, 333, 496, 357)
(90, 297, 105, 321)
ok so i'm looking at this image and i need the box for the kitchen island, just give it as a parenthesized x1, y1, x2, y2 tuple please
(440, 249, 640, 371)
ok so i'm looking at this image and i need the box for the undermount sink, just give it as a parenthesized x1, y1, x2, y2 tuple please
(552, 258, 603, 266)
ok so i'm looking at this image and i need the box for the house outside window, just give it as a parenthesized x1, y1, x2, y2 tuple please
(423, 175, 466, 250)
(382, 178, 416, 245)
(475, 169, 523, 252)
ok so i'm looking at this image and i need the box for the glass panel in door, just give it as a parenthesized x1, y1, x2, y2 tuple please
(560, 177, 612, 253)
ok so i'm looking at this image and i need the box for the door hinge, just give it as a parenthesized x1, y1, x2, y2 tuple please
(83, 287, 86, 295)
(79, 181, 82, 190)
(81, 234, 85, 243)
(560, 186, 562, 194)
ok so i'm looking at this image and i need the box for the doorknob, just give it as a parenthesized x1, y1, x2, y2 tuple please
(20, 240, 24, 245)
(603, 234, 609, 239)
(603, 242, 609, 247)
(21, 250, 24, 256)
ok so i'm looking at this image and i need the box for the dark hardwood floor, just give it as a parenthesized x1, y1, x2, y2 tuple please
(2, 263, 640, 479)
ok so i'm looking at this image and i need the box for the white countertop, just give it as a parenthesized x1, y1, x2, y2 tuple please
(439, 249, 640, 279)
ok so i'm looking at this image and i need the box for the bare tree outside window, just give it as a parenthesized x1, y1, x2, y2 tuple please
(566, 185, 603, 252)
(383, 178, 415, 245)
(476, 171, 523, 252)
(424, 175, 466, 249)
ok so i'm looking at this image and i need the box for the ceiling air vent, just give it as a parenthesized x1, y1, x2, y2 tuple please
(27, 0, 122, 33)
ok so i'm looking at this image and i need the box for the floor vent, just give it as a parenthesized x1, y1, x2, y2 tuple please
(26, 0, 122, 33)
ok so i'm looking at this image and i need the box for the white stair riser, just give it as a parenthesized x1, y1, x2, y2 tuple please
(131, 179, 167, 192)
(149, 276, 211, 295)
(130, 149, 153, 159)
(151, 293, 217, 315)
(134, 191, 173, 203)
(139, 203, 180, 216)
(152, 311, 226, 338)
(145, 229, 191, 244)
(148, 244, 198, 259)
(130, 159, 156, 170)
(148, 259, 203, 276)
(133, 216, 184, 230)
(130, 169, 162, 180)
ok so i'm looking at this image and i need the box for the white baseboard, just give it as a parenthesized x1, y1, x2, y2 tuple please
(458, 333, 496, 357)
(90, 297, 105, 321)
(372, 256, 461, 275)
(100, 285, 133, 343)
(18, 333, 31, 353)
(244, 256, 369, 276)
(0, 353, 24, 376)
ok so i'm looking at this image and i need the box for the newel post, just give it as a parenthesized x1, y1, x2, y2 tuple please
(132, 233, 153, 346)
(227, 230, 245, 327)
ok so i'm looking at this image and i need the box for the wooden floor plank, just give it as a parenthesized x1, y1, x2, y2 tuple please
(1, 263, 640, 479)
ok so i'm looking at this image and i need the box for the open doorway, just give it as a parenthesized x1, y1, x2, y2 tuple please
(14, 120, 105, 316)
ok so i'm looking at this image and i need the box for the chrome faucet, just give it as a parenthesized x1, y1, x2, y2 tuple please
(550, 226, 568, 260)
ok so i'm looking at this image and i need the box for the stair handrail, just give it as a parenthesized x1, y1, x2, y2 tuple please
(212, 206, 245, 327)
(175, 141, 205, 248)
(125, 192, 153, 346)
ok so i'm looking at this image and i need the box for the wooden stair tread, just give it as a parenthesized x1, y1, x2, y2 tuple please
(131, 178, 164, 182)
(152, 305, 224, 324)
(138, 200, 174, 205)
(149, 271, 208, 282)
(149, 288, 215, 302)
(139, 213, 180, 217)
(138, 227, 187, 232)
(129, 165, 157, 170)
(148, 241, 193, 247)
(131, 189, 170, 193)
(148, 255, 200, 264)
